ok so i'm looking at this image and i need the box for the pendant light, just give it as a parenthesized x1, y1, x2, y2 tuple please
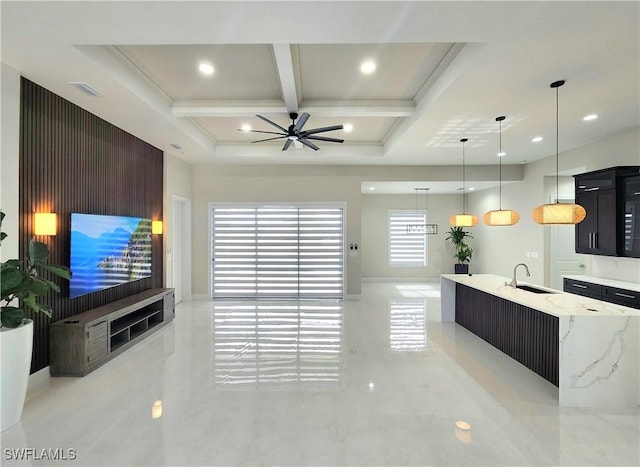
(483, 116, 520, 226)
(532, 80, 586, 224)
(449, 138, 478, 227)
(407, 188, 438, 234)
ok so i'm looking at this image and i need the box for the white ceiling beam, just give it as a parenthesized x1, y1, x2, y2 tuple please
(172, 100, 414, 118)
(172, 100, 287, 117)
(272, 43, 299, 114)
(301, 101, 415, 117)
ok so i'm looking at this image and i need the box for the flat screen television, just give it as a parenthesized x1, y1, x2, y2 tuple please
(70, 213, 152, 298)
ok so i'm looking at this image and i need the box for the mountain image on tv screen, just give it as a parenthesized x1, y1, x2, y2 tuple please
(70, 213, 152, 298)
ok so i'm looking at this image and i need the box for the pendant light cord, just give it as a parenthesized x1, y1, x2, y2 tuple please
(499, 118, 503, 210)
(462, 139, 466, 214)
(556, 82, 560, 204)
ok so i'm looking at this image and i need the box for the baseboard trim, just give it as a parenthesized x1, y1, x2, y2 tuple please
(362, 277, 440, 283)
(344, 294, 361, 300)
(192, 293, 210, 301)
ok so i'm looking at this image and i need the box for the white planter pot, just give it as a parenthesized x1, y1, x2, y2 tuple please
(1, 320, 33, 431)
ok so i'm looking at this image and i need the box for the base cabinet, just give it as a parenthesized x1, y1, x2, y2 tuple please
(50, 288, 175, 376)
(563, 278, 639, 309)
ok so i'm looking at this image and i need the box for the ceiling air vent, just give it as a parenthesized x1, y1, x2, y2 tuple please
(170, 143, 183, 150)
(68, 82, 103, 97)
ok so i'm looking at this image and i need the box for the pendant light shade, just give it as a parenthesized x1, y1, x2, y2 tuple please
(533, 80, 587, 225)
(483, 116, 520, 226)
(532, 203, 586, 224)
(483, 209, 520, 226)
(450, 138, 479, 227)
(449, 213, 479, 227)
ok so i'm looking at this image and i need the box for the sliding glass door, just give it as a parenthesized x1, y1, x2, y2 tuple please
(211, 205, 344, 299)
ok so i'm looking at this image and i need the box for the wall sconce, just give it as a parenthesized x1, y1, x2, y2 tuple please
(152, 220, 163, 235)
(151, 400, 163, 419)
(34, 212, 57, 236)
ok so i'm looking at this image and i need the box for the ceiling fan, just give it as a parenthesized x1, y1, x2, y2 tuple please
(241, 112, 344, 151)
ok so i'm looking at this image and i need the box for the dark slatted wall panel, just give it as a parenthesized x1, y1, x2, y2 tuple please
(455, 284, 559, 386)
(19, 78, 164, 373)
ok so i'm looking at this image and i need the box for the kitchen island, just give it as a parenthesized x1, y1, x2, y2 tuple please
(441, 274, 639, 408)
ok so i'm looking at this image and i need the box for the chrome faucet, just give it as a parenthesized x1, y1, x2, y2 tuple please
(509, 263, 530, 288)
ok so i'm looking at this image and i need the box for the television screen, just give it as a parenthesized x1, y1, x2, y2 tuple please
(70, 213, 152, 298)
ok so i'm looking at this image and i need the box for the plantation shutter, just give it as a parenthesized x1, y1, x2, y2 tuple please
(212, 206, 344, 299)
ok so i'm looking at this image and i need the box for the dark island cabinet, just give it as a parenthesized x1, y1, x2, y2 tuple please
(574, 166, 640, 257)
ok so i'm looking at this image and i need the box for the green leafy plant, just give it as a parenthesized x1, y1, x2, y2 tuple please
(0, 211, 71, 328)
(445, 226, 474, 264)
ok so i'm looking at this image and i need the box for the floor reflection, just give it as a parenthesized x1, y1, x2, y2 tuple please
(394, 283, 441, 298)
(212, 302, 343, 389)
(389, 299, 427, 351)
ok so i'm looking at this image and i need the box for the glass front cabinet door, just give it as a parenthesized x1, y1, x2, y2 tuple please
(623, 175, 640, 257)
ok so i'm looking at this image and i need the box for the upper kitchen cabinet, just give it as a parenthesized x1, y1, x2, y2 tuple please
(574, 166, 640, 257)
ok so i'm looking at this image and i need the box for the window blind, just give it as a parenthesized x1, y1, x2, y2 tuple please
(212, 206, 344, 299)
(389, 210, 427, 267)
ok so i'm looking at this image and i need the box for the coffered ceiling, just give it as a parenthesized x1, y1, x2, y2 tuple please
(1, 1, 639, 174)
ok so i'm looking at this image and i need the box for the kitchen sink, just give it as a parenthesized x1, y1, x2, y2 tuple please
(516, 284, 557, 294)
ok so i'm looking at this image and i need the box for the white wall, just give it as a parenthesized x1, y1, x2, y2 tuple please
(0, 62, 21, 260)
(190, 165, 363, 297)
(361, 194, 463, 279)
(164, 153, 193, 292)
(468, 127, 640, 286)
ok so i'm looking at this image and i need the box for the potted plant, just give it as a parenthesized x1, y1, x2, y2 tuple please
(445, 226, 474, 274)
(0, 210, 71, 431)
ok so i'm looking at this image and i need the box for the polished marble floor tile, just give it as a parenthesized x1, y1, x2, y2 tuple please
(2, 281, 638, 466)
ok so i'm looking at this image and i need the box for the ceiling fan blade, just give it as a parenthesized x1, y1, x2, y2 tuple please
(292, 112, 310, 133)
(282, 139, 294, 151)
(306, 135, 344, 143)
(251, 136, 287, 143)
(301, 124, 344, 136)
(256, 114, 287, 133)
(298, 138, 320, 151)
(239, 129, 286, 136)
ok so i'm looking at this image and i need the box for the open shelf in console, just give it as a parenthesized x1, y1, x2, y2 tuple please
(50, 288, 175, 376)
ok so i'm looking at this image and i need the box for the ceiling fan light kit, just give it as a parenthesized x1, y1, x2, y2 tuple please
(241, 112, 344, 151)
(483, 116, 520, 226)
(532, 80, 587, 225)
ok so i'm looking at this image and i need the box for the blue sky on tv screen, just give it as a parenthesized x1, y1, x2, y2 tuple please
(70, 214, 151, 298)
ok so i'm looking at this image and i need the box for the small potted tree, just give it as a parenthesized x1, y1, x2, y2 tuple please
(1, 211, 71, 430)
(445, 226, 474, 274)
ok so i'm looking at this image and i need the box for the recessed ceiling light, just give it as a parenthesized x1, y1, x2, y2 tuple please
(343, 123, 354, 133)
(497, 151, 506, 157)
(468, 187, 475, 191)
(369, 186, 375, 191)
(583, 114, 598, 121)
(531, 136, 543, 143)
(360, 60, 376, 74)
(241, 124, 251, 132)
(198, 63, 214, 75)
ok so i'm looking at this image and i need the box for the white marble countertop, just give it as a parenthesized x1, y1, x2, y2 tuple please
(562, 275, 640, 293)
(441, 274, 640, 318)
